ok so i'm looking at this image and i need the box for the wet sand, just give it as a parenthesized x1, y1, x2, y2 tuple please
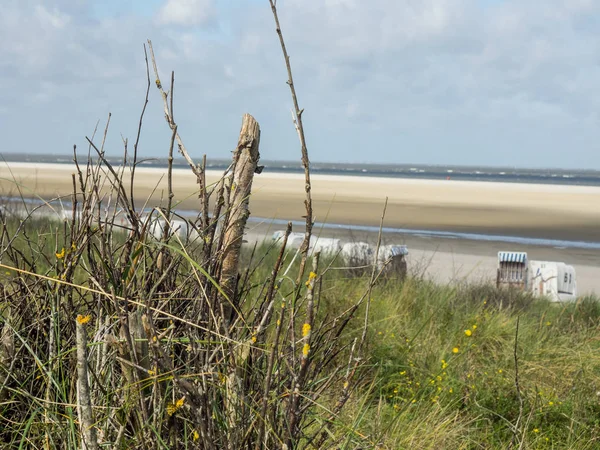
(2, 162, 599, 242)
(1, 162, 599, 293)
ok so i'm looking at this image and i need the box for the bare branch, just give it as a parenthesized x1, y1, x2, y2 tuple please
(268, 0, 314, 285)
(147, 39, 201, 178)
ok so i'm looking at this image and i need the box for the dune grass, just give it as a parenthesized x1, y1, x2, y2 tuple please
(2, 212, 600, 448)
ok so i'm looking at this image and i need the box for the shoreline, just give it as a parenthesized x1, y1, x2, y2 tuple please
(2, 161, 599, 242)
(0, 159, 598, 293)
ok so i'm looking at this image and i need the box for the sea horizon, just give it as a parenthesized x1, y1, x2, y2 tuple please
(3, 152, 600, 187)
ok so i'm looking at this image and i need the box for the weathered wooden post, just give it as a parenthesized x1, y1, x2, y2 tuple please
(219, 114, 261, 320)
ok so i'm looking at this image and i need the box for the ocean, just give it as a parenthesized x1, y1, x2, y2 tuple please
(2, 153, 600, 187)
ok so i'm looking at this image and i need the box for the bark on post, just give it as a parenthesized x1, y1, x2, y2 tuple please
(220, 114, 261, 319)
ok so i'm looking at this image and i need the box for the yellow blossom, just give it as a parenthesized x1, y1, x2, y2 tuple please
(251, 334, 257, 343)
(464, 329, 472, 337)
(548, 401, 554, 406)
(56, 248, 65, 259)
(472, 325, 477, 330)
(533, 428, 539, 433)
(302, 343, 310, 357)
(167, 397, 185, 416)
(302, 323, 311, 337)
(305, 271, 317, 287)
(193, 430, 200, 441)
(71, 242, 77, 251)
(546, 321, 551, 326)
(441, 360, 448, 369)
(76, 314, 91, 325)
(452, 347, 459, 354)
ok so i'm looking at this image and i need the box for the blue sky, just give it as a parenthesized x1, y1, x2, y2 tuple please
(1, 0, 599, 169)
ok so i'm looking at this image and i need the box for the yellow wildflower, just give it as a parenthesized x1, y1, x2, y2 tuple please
(533, 428, 539, 433)
(548, 401, 554, 406)
(76, 314, 91, 325)
(56, 248, 65, 259)
(305, 271, 317, 287)
(302, 323, 311, 337)
(441, 360, 448, 369)
(251, 334, 257, 343)
(71, 242, 77, 251)
(193, 430, 200, 441)
(464, 329, 472, 337)
(546, 321, 551, 326)
(452, 347, 459, 354)
(472, 325, 477, 330)
(167, 397, 185, 416)
(302, 343, 310, 357)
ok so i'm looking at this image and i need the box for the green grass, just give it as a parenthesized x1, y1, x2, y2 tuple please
(322, 277, 600, 448)
(2, 214, 600, 449)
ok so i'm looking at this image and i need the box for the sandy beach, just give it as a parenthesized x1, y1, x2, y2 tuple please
(2, 161, 599, 293)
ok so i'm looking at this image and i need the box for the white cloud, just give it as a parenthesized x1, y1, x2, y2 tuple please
(34, 5, 70, 29)
(1, 0, 600, 168)
(156, 0, 214, 27)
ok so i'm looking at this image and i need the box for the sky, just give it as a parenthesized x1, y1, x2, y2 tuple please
(1, 0, 599, 169)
